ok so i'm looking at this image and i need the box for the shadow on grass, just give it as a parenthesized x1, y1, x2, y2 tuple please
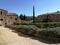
(30, 36, 60, 44)
(12, 30, 29, 38)
(10, 29, 60, 44)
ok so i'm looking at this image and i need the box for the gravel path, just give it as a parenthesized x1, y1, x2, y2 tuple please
(0, 26, 60, 45)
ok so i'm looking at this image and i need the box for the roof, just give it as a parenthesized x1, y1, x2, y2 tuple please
(38, 11, 60, 16)
(47, 11, 60, 15)
(6, 13, 18, 16)
(0, 9, 8, 12)
(0, 9, 18, 16)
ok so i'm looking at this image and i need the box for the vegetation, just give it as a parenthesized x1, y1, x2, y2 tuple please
(5, 25, 37, 35)
(33, 6, 35, 23)
(36, 27, 60, 42)
(19, 14, 24, 20)
(5, 12, 60, 43)
(13, 22, 60, 28)
(19, 14, 33, 21)
(5, 24, 60, 43)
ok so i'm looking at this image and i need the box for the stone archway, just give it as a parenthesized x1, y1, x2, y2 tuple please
(0, 18, 3, 25)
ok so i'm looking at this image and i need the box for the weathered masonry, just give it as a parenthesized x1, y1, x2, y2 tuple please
(0, 9, 20, 25)
(35, 11, 60, 22)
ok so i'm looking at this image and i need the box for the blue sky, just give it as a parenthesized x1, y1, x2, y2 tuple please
(0, 0, 60, 16)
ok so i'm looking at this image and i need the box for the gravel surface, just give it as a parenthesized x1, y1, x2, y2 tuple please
(0, 26, 60, 45)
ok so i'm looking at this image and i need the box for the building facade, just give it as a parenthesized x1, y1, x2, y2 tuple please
(35, 11, 60, 22)
(0, 9, 20, 25)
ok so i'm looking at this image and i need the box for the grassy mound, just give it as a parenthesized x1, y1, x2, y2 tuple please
(5, 24, 60, 43)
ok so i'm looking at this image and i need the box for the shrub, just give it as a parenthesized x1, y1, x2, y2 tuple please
(5, 24, 60, 43)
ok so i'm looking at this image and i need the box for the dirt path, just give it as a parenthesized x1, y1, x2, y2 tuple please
(0, 26, 60, 45)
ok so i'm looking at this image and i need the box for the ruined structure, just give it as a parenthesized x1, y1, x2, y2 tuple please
(35, 11, 60, 22)
(0, 9, 20, 25)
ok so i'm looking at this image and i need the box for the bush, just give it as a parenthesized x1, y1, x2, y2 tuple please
(5, 25, 37, 36)
(5, 24, 60, 43)
(36, 28, 60, 42)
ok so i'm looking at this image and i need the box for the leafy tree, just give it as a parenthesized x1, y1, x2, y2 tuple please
(19, 14, 24, 20)
(20, 14, 26, 20)
(20, 14, 33, 21)
(25, 16, 33, 21)
(24, 14, 26, 20)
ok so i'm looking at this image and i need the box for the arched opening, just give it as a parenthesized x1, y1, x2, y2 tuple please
(1, 11, 2, 15)
(0, 18, 3, 21)
(5, 23, 7, 25)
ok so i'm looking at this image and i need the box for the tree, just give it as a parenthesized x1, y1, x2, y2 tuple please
(19, 14, 24, 20)
(33, 6, 35, 23)
(24, 14, 26, 20)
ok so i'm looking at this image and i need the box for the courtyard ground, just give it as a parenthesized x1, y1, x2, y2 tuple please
(0, 26, 60, 45)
